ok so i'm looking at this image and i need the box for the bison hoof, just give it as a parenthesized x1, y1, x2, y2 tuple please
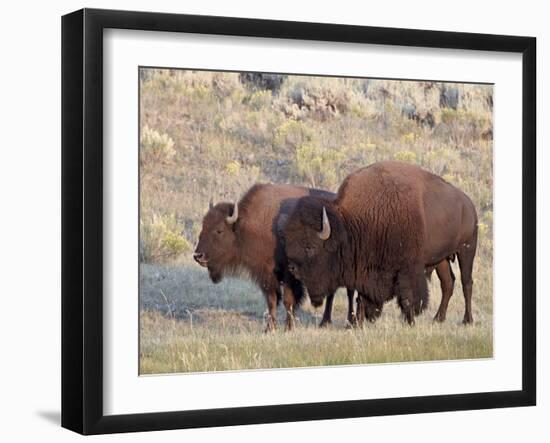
(433, 314, 446, 323)
(462, 317, 474, 325)
(319, 319, 332, 328)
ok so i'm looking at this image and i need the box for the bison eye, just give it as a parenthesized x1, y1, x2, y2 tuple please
(216, 229, 223, 234)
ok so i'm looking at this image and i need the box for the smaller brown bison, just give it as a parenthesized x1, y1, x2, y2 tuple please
(281, 161, 478, 325)
(193, 184, 355, 331)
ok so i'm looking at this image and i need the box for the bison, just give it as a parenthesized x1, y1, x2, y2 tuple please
(281, 161, 478, 325)
(193, 183, 356, 331)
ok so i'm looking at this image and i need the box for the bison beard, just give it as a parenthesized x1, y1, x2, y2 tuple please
(283, 161, 478, 325)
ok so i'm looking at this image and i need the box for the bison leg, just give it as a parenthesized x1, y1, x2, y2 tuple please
(458, 238, 477, 325)
(364, 297, 383, 323)
(281, 284, 297, 331)
(356, 293, 382, 326)
(346, 289, 357, 327)
(433, 259, 455, 322)
(401, 293, 415, 325)
(319, 293, 334, 327)
(264, 290, 278, 333)
(356, 294, 366, 328)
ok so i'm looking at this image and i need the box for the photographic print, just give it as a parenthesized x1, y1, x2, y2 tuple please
(62, 10, 535, 433)
(138, 68, 494, 375)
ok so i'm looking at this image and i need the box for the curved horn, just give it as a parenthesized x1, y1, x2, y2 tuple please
(318, 207, 331, 240)
(209, 198, 214, 210)
(226, 202, 239, 225)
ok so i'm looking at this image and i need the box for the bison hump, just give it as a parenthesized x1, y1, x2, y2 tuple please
(338, 162, 427, 267)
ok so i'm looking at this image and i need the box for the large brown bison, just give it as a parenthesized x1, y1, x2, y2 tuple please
(193, 184, 355, 331)
(281, 161, 478, 325)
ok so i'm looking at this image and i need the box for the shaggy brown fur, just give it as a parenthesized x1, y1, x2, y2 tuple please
(282, 161, 478, 325)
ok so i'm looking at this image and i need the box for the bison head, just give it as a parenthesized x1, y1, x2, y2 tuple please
(281, 197, 344, 305)
(194, 201, 239, 283)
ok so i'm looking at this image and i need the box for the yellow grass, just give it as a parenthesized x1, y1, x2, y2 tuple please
(139, 262, 493, 374)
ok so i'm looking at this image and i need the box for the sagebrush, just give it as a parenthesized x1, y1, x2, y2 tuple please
(139, 69, 493, 373)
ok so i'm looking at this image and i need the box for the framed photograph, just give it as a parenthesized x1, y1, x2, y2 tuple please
(61, 8, 536, 435)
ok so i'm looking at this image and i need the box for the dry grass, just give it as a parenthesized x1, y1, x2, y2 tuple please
(139, 260, 493, 374)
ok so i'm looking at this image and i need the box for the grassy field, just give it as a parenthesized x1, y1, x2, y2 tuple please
(139, 69, 493, 374)
(139, 258, 493, 374)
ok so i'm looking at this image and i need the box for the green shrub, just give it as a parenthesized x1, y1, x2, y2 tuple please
(295, 144, 345, 189)
(225, 160, 241, 176)
(394, 150, 417, 163)
(439, 108, 491, 148)
(140, 126, 175, 169)
(247, 90, 272, 111)
(422, 147, 462, 176)
(274, 120, 314, 152)
(141, 213, 191, 263)
(211, 72, 242, 98)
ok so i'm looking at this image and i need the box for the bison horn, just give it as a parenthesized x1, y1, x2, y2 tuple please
(226, 202, 239, 225)
(318, 207, 331, 240)
(209, 198, 214, 210)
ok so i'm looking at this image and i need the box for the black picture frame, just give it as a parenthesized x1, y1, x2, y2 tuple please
(61, 8, 536, 435)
